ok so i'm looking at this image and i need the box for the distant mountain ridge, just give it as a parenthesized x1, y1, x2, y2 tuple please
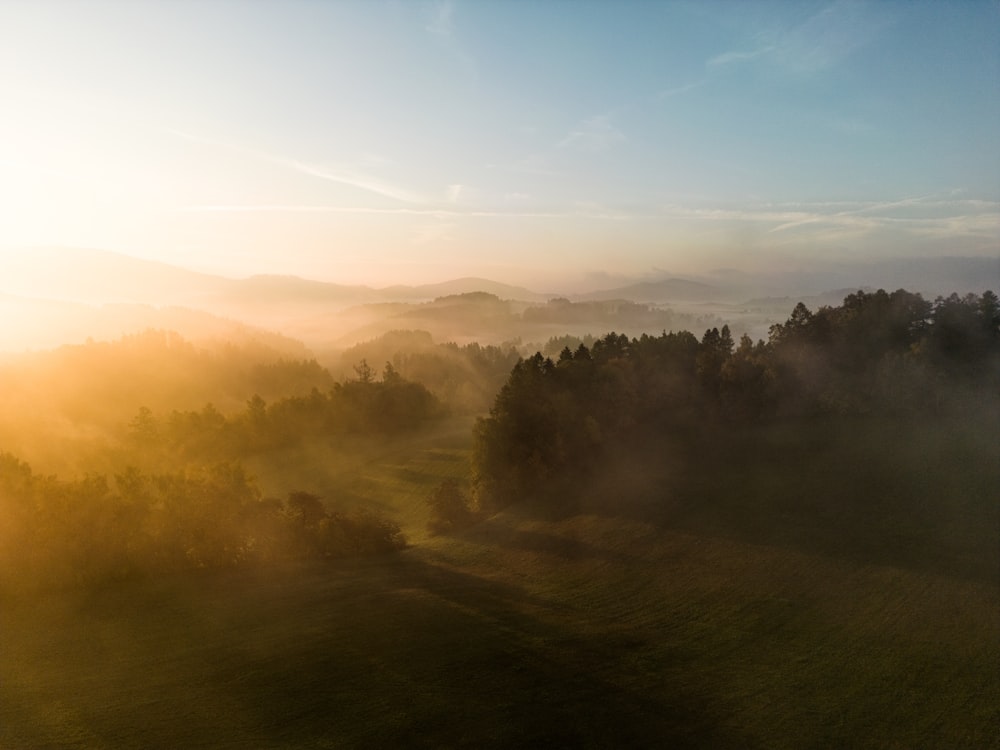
(0, 291, 307, 354)
(3, 247, 223, 305)
(574, 277, 718, 303)
(403, 277, 553, 302)
(4, 247, 996, 353)
(3, 248, 555, 308)
(6, 247, 996, 310)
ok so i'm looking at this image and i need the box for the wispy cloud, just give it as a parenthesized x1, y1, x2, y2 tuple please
(178, 205, 449, 216)
(175, 204, 630, 221)
(422, 0, 478, 82)
(899, 213, 1000, 240)
(557, 115, 626, 152)
(659, 196, 1000, 242)
(775, 0, 886, 74)
(661, 204, 813, 226)
(188, 197, 993, 239)
(425, 0, 454, 37)
(289, 161, 425, 204)
(707, 46, 774, 68)
(653, 80, 704, 100)
(707, 1, 889, 75)
(767, 195, 935, 233)
(167, 129, 425, 204)
(496, 113, 627, 175)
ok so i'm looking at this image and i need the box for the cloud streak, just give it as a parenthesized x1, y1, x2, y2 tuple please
(175, 204, 631, 221)
(178, 197, 999, 245)
(707, 1, 888, 74)
(288, 161, 425, 204)
(653, 81, 704, 100)
(167, 129, 425, 204)
(557, 115, 626, 152)
(659, 197, 1000, 241)
(707, 46, 774, 68)
(767, 195, 937, 233)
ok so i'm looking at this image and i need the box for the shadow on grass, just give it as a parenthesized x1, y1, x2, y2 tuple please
(1, 555, 741, 749)
(223, 556, 737, 748)
(460, 517, 634, 565)
(574, 416, 1000, 586)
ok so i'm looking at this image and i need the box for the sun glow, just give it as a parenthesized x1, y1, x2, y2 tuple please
(0, 0, 996, 290)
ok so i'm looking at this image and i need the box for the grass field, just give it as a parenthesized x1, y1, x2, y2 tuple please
(241, 415, 474, 544)
(2, 416, 997, 748)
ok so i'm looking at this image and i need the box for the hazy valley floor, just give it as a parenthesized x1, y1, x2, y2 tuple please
(2, 418, 998, 749)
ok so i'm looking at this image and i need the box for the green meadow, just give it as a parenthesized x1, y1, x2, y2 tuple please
(3, 414, 997, 749)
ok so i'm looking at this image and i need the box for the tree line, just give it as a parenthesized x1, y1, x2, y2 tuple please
(339, 330, 521, 413)
(125, 359, 440, 466)
(0, 360, 440, 590)
(0, 454, 406, 590)
(472, 289, 999, 511)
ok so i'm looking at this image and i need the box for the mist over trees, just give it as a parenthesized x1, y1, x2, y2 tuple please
(2, 289, 996, 589)
(143, 359, 440, 463)
(472, 289, 999, 512)
(0, 455, 406, 589)
(327, 291, 723, 355)
(0, 340, 442, 589)
(337, 329, 521, 413)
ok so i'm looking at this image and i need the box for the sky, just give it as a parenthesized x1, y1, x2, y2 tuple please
(1, 0, 998, 290)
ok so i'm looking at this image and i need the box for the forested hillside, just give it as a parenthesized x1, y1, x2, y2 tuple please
(336, 329, 520, 413)
(0, 338, 440, 589)
(471, 290, 999, 582)
(4, 289, 995, 591)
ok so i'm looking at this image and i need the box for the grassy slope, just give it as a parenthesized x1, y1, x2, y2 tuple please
(2, 417, 997, 749)
(239, 415, 474, 544)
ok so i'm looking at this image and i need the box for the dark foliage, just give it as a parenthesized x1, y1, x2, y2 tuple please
(0, 457, 406, 589)
(522, 298, 710, 333)
(127, 362, 441, 464)
(0, 360, 434, 589)
(426, 479, 476, 535)
(473, 289, 999, 510)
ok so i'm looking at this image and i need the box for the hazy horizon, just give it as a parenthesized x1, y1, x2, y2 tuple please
(2, 1, 998, 291)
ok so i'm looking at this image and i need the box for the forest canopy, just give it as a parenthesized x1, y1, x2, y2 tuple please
(472, 289, 999, 511)
(0, 347, 437, 590)
(2, 289, 996, 590)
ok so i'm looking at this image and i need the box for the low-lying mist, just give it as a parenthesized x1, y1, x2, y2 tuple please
(1, 282, 997, 750)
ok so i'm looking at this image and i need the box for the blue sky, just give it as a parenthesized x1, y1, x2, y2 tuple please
(1, 0, 997, 288)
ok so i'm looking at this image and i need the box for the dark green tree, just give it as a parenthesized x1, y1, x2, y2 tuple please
(426, 479, 475, 535)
